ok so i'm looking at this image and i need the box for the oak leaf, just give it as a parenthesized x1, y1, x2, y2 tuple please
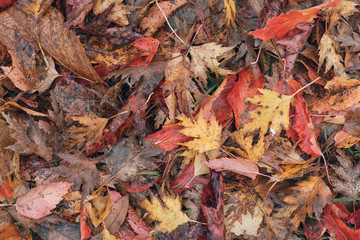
(139, 194, 191, 233)
(15, 182, 73, 219)
(319, 33, 347, 77)
(177, 109, 223, 153)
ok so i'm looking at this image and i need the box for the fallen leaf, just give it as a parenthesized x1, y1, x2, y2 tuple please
(227, 67, 264, 129)
(55, 152, 100, 201)
(177, 109, 223, 153)
(139, 194, 191, 233)
(224, 0, 236, 27)
(331, 150, 360, 199)
(104, 195, 129, 234)
(319, 33, 347, 77)
(85, 189, 111, 228)
(0, 210, 32, 239)
(310, 77, 360, 114)
(139, 0, 187, 37)
(189, 43, 235, 83)
(0, 5, 101, 88)
(15, 182, 73, 219)
(249, 0, 342, 41)
(204, 157, 259, 179)
(64, 0, 94, 28)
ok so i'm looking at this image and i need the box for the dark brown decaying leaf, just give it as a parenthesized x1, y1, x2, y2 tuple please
(331, 150, 360, 199)
(104, 195, 129, 234)
(55, 152, 100, 200)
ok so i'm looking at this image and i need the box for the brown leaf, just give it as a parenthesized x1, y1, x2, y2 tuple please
(102, 138, 160, 182)
(55, 152, 100, 200)
(0, 5, 101, 91)
(3, 114, 55, 161)
(331, 150, 360, 199)
(283, 175, 332, 228)
(104, 195, 129, 234)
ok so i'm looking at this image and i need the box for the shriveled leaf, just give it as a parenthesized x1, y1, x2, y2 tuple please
(3, 114, 54, 161)
(93, 0, 129, 26)
(15, 0, 53, 18)
(64, 0, 94, 27)
(139, 194, 191, 233)
(204, 157, 259, 179)
(85, 190, 111, 228)
(319, 33, 347, 77)
(15, 182, 73, 219)
(177, 109, 222, 153)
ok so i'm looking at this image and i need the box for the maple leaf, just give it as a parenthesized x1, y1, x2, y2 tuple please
(249, 0, 342, 41)
(3, 114, 55, 161)
(177, 109, 223, 153)
(326, 0, 359, 28)
(319, 33, 347, 77)
(139, 194, 191, 233)
(283, 175, 332, 228)
(224, 0, 236, 28)
(55, 152, 100, 200)
(67, 115, 108, 150)
(189, 43, 235, 83)
(15, 182, 73, 219)
(331, 150, 360, 199)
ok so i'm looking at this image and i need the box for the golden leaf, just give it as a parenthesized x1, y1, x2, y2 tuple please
(139, 194, 191, 233)
(178, 109, 222, 153)
(319, 33, 347, 77)
(224, 0, 236, 27)
(239, 89, 291, 136)
(85, 190, 112, 228)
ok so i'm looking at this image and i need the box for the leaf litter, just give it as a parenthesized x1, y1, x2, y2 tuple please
(0, 0, 360, 239)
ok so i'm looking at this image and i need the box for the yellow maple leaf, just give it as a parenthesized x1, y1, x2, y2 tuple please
(233, 89, 292, 162)
(319, 33, 347, 77)
(224, 0, 236, 28)
(67, 116, 108, 150)
(140, 194, 191, 233)
(240, 89, 291, 136)
(177, 109, 222, 153)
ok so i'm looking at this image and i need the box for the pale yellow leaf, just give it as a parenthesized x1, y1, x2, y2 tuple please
(189, 43, 235, 83)
(319, 33, 347, 77)
(139, 194, 191, 233)
(178, 109, 222, 153)
(194, 153, 209, 177)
